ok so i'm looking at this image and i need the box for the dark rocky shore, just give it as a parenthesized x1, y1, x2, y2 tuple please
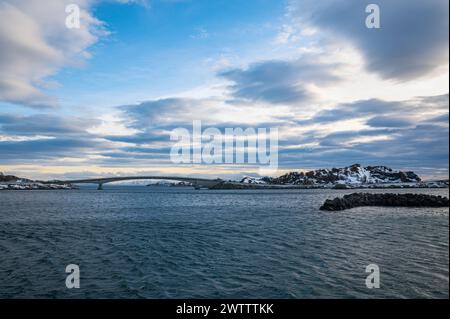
(320, 193, 450, 211)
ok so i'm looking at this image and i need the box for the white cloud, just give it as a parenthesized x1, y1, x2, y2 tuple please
(0, 0, 108, 108)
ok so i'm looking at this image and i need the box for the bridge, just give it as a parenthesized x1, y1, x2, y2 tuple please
(48, 176, 225, 190)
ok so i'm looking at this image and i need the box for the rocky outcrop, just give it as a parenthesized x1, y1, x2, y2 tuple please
(236, 164, 432, 188)
(320, 193, 449, 211)
(0, 173, 20, 183)
(270, 164, 421, 186)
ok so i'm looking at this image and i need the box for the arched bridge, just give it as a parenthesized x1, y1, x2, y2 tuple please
(50, 176, 225, 190)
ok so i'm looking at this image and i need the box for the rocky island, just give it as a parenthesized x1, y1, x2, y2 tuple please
(218, 164, 449, 189)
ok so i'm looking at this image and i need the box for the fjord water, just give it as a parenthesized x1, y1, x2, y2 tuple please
(0, 187, 448, 299)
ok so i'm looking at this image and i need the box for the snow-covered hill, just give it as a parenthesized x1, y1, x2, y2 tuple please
(245, 164, 422, 186)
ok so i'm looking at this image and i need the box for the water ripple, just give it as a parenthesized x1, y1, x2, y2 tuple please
(0, 187, 448, 298)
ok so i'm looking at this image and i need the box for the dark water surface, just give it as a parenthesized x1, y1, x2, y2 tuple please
(0, 187, 448, 298)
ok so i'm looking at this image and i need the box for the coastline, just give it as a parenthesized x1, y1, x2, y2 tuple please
(0, 183, 77, 191)
(1, 181, 448, 191)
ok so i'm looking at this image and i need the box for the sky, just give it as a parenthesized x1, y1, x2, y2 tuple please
(0, 0, 448, 180)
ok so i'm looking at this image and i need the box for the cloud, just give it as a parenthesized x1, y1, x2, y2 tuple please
(298, 94, 449, 125)
(427, 113, 449, 124)
(120, 96, 288, 130)
(0, 112, 109, 161)
(123, 98, 202, 128)
(366, 116, 412, 128)
(0, 0, 447, 178)
(0, 0, 115, 108)
(277, 93, 449, 175)
(0, 113, 99, 135)
(114, 93, 448, 177)
(278, 123, 448, 176)
(1, 98, 210, 164)
(219, 55, 342, 105)
(0, 93, 448, 178)
(0, 138, 104, 160)
(289, 0, 449, 80)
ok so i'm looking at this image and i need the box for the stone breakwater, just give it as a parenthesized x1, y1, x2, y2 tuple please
(320, 193, 450, 211)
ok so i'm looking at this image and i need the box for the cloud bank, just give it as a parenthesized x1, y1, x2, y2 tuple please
(289, 0, 449, 80)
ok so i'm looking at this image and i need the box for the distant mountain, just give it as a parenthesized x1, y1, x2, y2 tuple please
(242, 164, 422, 186)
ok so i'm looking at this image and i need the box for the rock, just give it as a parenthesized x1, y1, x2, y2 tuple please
(268, 164, 422, 186)
(320, 193, 450, 211)
(0, 173, 19, 183)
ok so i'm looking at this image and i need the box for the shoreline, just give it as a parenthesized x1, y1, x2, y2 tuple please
(0, 183, 77, 191)
(1, 183, 448, 191)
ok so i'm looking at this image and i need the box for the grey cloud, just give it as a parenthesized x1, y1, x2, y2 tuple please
(298, 94, 449, 126)
(426, 113, 449, 124)
(105, 93, 449, 176)
(104, 134, 169, 145)
(278, 93, 449, 175)
(366, 116, 412, 128)
(0, 113, 99, 136)
(1, 91, 447, 178)
(318, 128, 397, 147)
(418, 94, 450, 110)
(120, 98, 290, 134)
(123, 98, 205, 129)
(0, 113, 108, 163)
(277, 123, 448, 176)
(219, 57, 341, 105)
(297, 99, 402, 125)
(0, 138, 106, 160)
(291, 0, 449, 80)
